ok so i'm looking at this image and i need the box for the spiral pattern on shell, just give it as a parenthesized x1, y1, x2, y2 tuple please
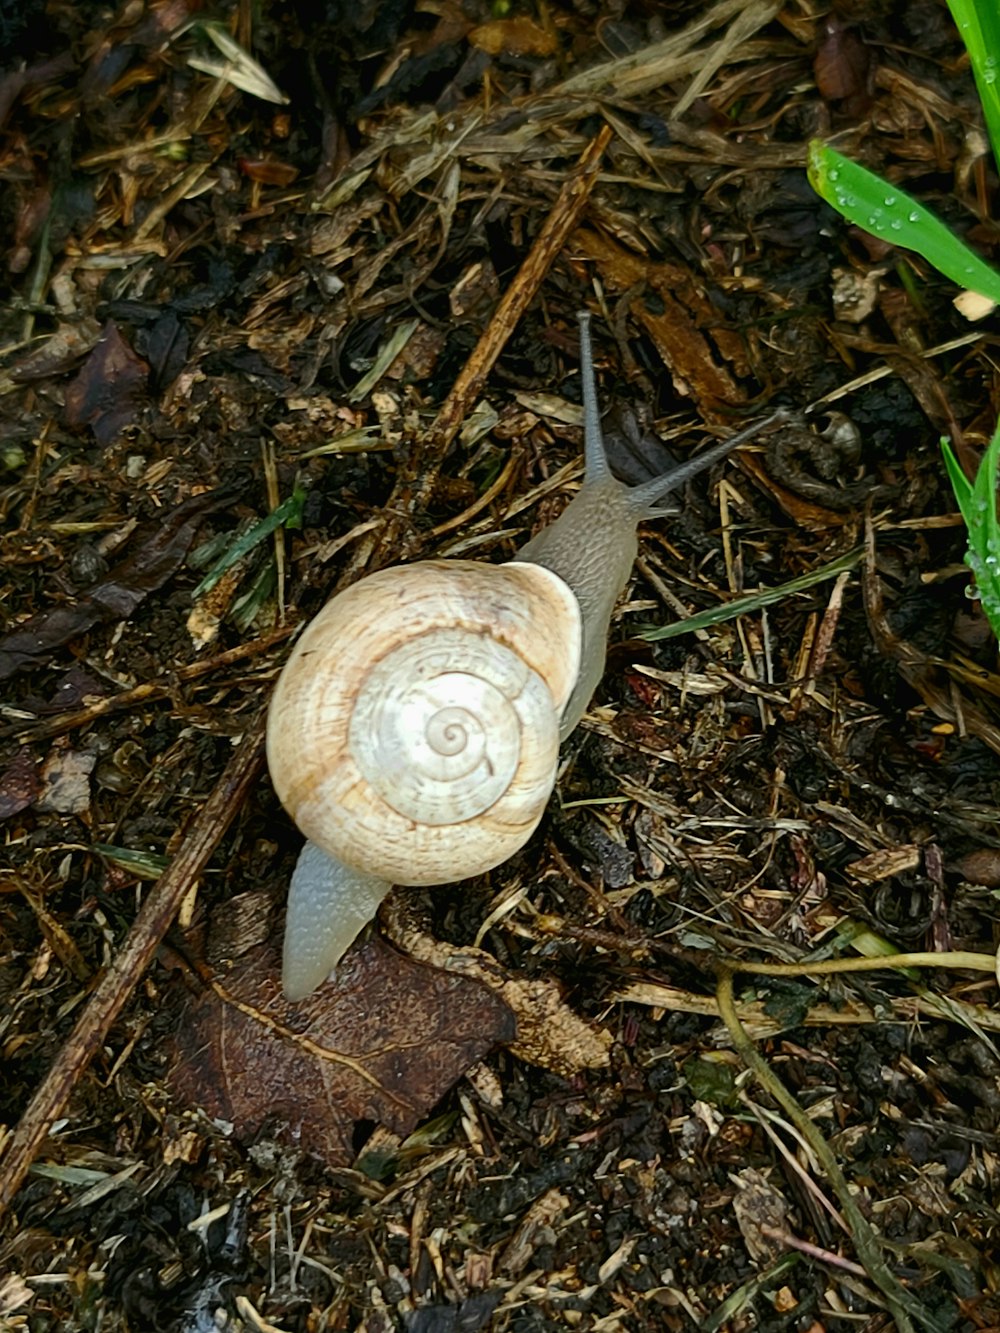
(266, 560, 583, 886)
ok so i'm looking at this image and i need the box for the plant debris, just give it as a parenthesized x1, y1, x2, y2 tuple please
(0, 486, 240, 682)
(1, 0, 1000, 1328)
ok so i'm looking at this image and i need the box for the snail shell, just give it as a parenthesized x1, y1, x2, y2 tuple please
(266, 559, 582, 888)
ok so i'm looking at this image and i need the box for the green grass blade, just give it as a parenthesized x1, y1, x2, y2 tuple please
(807, 140, 1000, 303)
(92, 844, 169, 878)
(191, 486, 305, 600)
(945, 0, 1000, 169)
(940, 437, 974, 522)
(976, 425, 1000, 558)
(642, 547, 862, 642)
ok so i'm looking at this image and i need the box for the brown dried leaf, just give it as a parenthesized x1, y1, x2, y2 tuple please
(814, 17, 871, 107)
(468, 18, 558, 58)
(7, 318, 102, 381)
(731, 1167, 789, 1262)
(498, 1187, 570, 1275)
(846, 845, 921, 884)
(0, 1271, 33, 1317)
(0, 51, 76, 133)
(571, 228, 744, 424)
(34, 743, 96, 815)
(953, 848, 1000, 889)
(0, 486, 239, 682)
(0, 748, 41, 820)
(237, 157, 300, 187)
(381, 896, 612, 1077)
(168, 934, 515, 1169)
(63, 322, 150, 445)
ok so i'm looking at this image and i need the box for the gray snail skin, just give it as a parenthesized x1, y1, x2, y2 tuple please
(268, 313, 756, 1001)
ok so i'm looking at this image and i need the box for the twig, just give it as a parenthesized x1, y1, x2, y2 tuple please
(759, 1224, 869, 1277)
(737, 950, 997, 978)
(0, 627, 294, 746)
(429, 124, 613, 454)
(0, 712, 267, 1220)
(370, 124, 614, 569)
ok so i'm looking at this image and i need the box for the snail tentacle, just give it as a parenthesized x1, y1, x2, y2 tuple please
(625, 408, 789, 518)
(577, 309, 611, 486)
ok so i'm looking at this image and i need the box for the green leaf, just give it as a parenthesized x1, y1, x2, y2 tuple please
(91, 844, 169, 879)
(945, 0, 1000, 170)
(807, 140, 1000, 303)
(942, 432, 1000, 650)
(761, 984, 813, 1028)
(683, 1055, 737, 1107)
(834, 920, 920, 981)
(958, 420, 1000, 638)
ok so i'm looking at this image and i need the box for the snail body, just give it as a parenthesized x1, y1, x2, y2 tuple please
(268, 313, 750, 1000)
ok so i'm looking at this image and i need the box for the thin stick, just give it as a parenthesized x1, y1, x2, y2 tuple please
(429, 124, 613, 454)
(1, 628, 295, 746)
(759, 1225, 870, 1277)
(738, 950, 997, 978)
(0, 712, 267, 1219)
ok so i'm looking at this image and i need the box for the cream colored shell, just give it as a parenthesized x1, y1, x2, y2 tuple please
(266, 559, 583, 886)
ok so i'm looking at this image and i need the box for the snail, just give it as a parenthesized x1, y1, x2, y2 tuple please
(268, 313, 765, 1000)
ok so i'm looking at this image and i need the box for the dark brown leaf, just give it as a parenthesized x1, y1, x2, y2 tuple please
(0, 748, 40, 820)
(0, 487, 240, 682)
(237, 157, 300, 187)
(63, 322, 150, 445)
(814, 17, 871, 107)
(953, 848, 1000, 889)
(35, 667, 108, 714)
(8, 181, 51, 275)
(140, 311, 190, 392)
(0, 52, 75, 132)
(34, 742, 96, 816)
(406, 1292, 502, 1333)
(8, 319, 102, 381)
(168, 934, 515, 1169)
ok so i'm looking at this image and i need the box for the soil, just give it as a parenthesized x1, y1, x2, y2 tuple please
(1, 2, 999, 1331)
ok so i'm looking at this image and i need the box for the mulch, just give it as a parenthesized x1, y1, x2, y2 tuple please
(1, 1, 999, 1329)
